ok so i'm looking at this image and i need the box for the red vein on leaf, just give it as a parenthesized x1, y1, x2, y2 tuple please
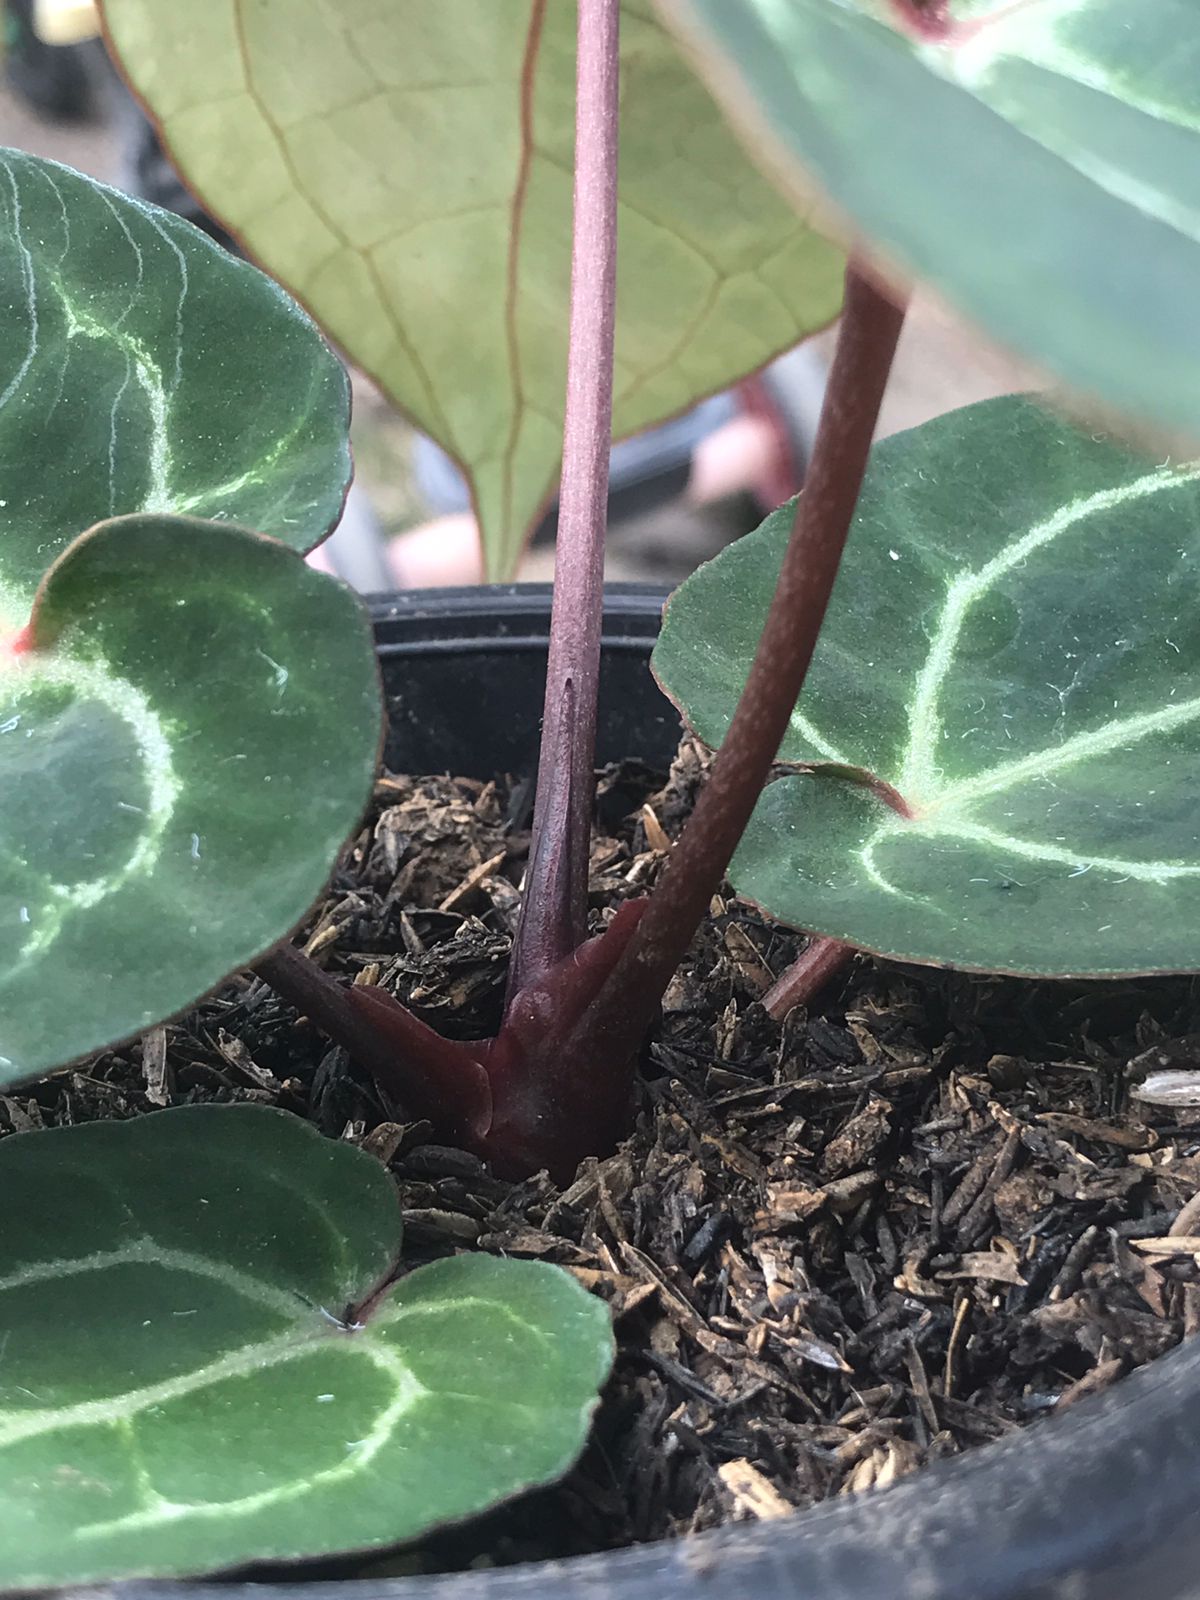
(886, 0, 1044, 46)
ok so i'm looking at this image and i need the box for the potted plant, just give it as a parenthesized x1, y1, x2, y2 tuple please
(0, 0, 1197, 1595)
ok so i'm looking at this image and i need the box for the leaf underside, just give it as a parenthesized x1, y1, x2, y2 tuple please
(661, 0, 1200, 441)
(101, 0, 845, 576)
(0, 1104, 614, 1587)
(655, 395, 1200, 976)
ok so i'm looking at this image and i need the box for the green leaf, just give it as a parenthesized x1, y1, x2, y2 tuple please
(0, 515, 380, 1080)
(655, 395, 1200, 976)
(659, 0, 1200, 440)
(0, 1103, 612, 1586)
(101, 0, 845, 578)
(0, 148, 371, 1079)
(0, 147, 349, 621)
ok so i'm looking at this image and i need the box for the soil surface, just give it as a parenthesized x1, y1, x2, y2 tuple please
(12, 744, 1200, 1577)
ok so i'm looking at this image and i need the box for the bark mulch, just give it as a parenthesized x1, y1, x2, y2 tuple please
(12, 741, 1200, 1575)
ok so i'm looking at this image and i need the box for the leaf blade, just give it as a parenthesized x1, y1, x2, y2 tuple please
(101, 0, 845, 576)
(655, 395, 1200, 976)
(0, 147, 349, 617)
(0, 515, 381, 1079)
(0, 1105, 613, 1585)
(659, 0, 1200, 439)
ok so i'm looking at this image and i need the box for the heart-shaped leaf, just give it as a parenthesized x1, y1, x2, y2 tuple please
(0, 515, 380, 1079)
(0, 1103, 613, 1586)
(101, 0, 845, 576)
(659, 0, 1200, 440)
(0, 150, 374, 1081)
(655, 395, 1200, 976)
(0, 147, 350, 618)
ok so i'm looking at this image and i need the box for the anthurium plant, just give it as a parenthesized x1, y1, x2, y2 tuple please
(0, 0, 1194, 1583)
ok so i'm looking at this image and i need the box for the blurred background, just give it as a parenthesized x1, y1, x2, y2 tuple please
(5, 0, 1036, 593)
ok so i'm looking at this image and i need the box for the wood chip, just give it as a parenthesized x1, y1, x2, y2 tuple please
(437, 849, 508, 913)
(640, 804, 670, 853)
(1036, 1111, 1153, 1150)
(567, 1268, 657, 1319)
(774, 1329, 852, 1373)
(821, 1169, 880, 1213)
(359, 1121, 406, 1164)
(718, 1459, 792, 1521)
(722, 923, 773, 993)
(757, 1184, 826, 1230)
(820, 1097, 892, 1177)
(618, 1241, 707, 1335)
(904, 1339, 939, 1437)
(943, 1292, 970, 1397)
(214, 1029, 281, 1092)
(1055, 1357, 1125, 1411)
(401, 1208, 481, 1243)
(701, 1132, 764, 1182)
(1133, 1070, 1200, 1107)
(1169, 1190, 1200, 1238)
(139, 1026, 169, 1107)
(1131, 1235, 1200, 1256)
(936, 1250, 1027, 1286)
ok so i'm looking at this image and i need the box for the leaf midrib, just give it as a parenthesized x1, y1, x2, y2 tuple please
(0, 1238, 381, 1448)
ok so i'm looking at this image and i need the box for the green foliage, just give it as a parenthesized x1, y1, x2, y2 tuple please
(0, 1104, 614, 1586)
(101, 0, 845, 576)
(661, 0, 1200, 440)
(656, 396, 1200, 975)
(0, 148, 350, 612)
(0, 150, 378, 1080)
(1, 517, 379, 1078)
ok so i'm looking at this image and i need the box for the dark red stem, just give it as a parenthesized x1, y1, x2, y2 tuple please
(800, 761, 916, 818)
(255, 944, 491, 1145)
(566, 262, 909, 1065)
(762, 935, 855, 1022)
(507, 0, 620, 1000)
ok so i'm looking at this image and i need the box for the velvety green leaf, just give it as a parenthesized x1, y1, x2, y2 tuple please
(0, 515, 379, 1079)
(655, 395, 1200, 976)
(101, 0, 844, 577)
(660, 0, 1200, 439)
(0, 1103, 613, 1586)
(0, 147, 349, 622)
(0, 149, 368, 1077)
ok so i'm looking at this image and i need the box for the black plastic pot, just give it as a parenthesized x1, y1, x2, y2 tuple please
(370, 582, 682, 781)
(113, 586, 1200, 1600)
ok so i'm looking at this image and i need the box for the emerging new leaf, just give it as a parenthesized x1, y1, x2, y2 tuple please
(656, 396, 1200, 976)
(0, 1105, 613, 1585)
(101, 0, 845, 576)
(660, 0, 1200, 441)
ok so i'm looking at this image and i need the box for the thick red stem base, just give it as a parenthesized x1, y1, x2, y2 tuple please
(343, 900, 648, 1181)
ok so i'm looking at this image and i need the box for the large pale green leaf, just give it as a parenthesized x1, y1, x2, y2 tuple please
(660, 0, 1200, 440)
(101, 0, 845, 577)
(655, 396, 1200, 976)
(0, 1104, 613, 1585)
(0, 515, 380, 1079)
(0, 147, 349, 619)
